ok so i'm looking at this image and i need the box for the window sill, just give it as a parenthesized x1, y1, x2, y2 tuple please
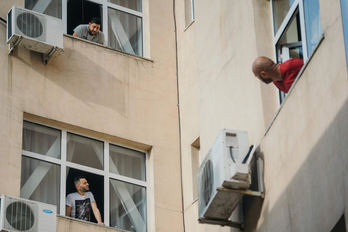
(57, 215, 127, 232)
(63, 34, 153, 63)
(264, 34, 325, 136)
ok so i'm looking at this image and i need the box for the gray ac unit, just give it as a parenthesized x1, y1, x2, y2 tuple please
(0, 195, 56, 232)
(7, 6, 64, 57)
(197, 129, 255, 220)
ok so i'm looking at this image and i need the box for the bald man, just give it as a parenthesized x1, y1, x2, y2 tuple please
(252, 56, 303, 93)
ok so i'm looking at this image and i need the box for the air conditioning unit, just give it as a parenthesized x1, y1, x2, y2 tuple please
(198, 129, 255, 220)
(7, 6, 64, 58)
(0, 195, 56, 232)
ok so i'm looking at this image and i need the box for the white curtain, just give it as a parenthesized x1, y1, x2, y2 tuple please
(21, 157, 60, 207)
(21, 122, 61, 210)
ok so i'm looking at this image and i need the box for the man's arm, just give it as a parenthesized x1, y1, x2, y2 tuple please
(91, 201, 103, 225)
(72, 25, 85, 38)
(66, 205, 72, 217)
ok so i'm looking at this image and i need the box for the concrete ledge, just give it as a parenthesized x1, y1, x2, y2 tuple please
(63, 34, 153, 63)
(57, 216, 127, 232)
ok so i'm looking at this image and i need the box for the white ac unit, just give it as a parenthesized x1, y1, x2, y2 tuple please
(197, 129, 255, 220)
(7, 6, 64, 57)
(0, 195, 56, 232)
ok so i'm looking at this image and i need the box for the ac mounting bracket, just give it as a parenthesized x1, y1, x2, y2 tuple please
(198, 157, 265, 230)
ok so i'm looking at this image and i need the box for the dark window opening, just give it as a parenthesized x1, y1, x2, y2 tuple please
(331, 214, 346, 232)
(67, 0, 103, 35)
(66, 167, 104, 224)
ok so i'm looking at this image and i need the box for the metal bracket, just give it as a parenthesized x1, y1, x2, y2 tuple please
(8, 36, 23, 55)
(198, 157, 265, 230)
(42, 46, 56, 64)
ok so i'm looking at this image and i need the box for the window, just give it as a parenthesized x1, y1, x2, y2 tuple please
(25, 0, 144, 57)
(271, 0, 322, 103)
(25, 0, 62, 19)
(184, 0, 194, 28)
(21, 121, 148, 231)
(341, 0, 348, 68)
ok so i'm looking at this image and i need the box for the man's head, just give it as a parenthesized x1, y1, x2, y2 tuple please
(88, 17, 101, 35)
(252, 56, 281, 84)
(74, 176, 89, 193)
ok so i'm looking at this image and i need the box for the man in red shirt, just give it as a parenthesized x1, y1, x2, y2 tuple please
(252, 56, 304, 93)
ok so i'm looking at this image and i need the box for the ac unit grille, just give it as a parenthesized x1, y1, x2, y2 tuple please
(6, 201, 35, 231)
(16, 12, 43, 38)
(202, 160, 214, 205)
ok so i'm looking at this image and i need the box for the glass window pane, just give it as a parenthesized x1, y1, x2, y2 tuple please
(108, 7, 143, 56)
(272, 0, 295, 34)
(20, 157, 60, 211)
(108, 0, 142, 12)
(109, 145, 146, 181)
(341, 0, 348, 67)
(22, 121, 61, 158)
(110, 179, 146, 232)
(67, 133, 104, 170)
(25, 0, 62, 19)
(304, 0, 322, 56)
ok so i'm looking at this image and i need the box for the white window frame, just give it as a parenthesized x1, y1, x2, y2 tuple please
(21, 121, 149, 231)
(271, 0, 309, 105)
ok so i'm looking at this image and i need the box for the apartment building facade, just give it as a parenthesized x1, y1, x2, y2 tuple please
(0, 0, 183, 231)
(0, 0, 347, 232)
(176, 0, 348, 231)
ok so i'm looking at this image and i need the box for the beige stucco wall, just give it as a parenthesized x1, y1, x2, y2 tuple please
(246, 0, 348, 231)
(0, 0, 183, 231)
(176, 0, 348, 232)
(57, 216, 122, 232)
(175, 0, 278, 231)
(2, 0, 348, 231)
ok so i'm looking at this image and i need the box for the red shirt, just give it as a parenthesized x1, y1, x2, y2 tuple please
(273, 58, 304, 93)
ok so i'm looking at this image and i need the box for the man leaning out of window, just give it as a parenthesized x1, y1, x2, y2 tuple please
(73, 17, 105, 45)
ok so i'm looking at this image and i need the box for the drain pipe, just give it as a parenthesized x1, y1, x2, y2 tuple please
(172, 0, 186, 231)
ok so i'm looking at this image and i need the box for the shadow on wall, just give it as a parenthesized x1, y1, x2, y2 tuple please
(244, 97, 348, 232)
(13, 45, 128, 116)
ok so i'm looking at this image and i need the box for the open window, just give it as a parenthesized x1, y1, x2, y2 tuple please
(20, 121, 148, 231)
(25, 0, 145, 57)
(271, 0, 322, 104)
(67, 0, 103, 36)
(66, 168, 104, 223)
(275, 10, 303, 103)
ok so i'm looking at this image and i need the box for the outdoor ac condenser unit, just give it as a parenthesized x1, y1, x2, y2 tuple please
(198, 129, 255, 220)
(0, 195, 56, 232)
(7, 6, 64, 58)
